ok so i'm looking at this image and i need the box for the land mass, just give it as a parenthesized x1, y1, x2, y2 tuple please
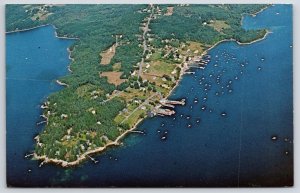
(6, 4, 269, 167)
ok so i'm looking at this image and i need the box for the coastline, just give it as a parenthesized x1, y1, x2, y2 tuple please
(240, 4, 271, 26)
(9, 6, 270, 167)
(33, 27, 270, 168)
(170, 29, 270, 99)
(5, 24, 50, 34)
(54, 30, 80, 40)
(236, 30, 270, 45)
(249, 5, 271, 17)
(200, 29, 270, 59)
(33, 117, 145, 167)
(6, 24, 80, 40)
(56, 80, 69, 87)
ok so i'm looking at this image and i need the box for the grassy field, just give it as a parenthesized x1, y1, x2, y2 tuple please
(100, 71, 126, 86)
(142, 60, 176, 81)
(100, 44, 116, 65)
(123, 109, 145, 127)
(208, 20, 231, 33)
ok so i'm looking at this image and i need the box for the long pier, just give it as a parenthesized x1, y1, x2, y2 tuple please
(160, 99, 185, 106)
(161, 103, 175, 108)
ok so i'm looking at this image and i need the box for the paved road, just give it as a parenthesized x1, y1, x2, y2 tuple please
(139, 5, 155, 78)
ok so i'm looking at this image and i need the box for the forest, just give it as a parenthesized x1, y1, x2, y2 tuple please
(151, 4, 267, 45)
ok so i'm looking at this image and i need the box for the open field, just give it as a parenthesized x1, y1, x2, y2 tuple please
(100, 44, 116, 65)
(208, 20, 231, 33)
(100, 71, 125, 86)
(165, 6, 174, 16)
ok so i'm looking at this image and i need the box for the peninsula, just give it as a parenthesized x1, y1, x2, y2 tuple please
(6, 4, 269, 167)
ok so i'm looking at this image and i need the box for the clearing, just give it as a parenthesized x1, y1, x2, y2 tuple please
(143, 60, 175, 77)
(100, 44, 116, 65)
(179, 41, 206, 57)
(208, 20, 230, 33)
(100, 71, 125, 86)
(165, 6, 174, 16)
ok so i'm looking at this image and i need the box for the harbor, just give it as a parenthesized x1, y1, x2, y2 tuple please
(152, 99, 186, 116)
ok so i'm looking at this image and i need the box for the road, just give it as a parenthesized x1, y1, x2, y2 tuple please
(138, 5, 155, 78)
(120, 92, 158, 124)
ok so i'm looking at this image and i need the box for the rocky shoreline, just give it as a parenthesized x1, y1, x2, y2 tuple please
(34, 117, 145, 167)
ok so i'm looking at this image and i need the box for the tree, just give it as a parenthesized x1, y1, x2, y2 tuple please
(134, 82, 140, 89)
(119, 122, 130, 130)
(139, 112, 146, 118)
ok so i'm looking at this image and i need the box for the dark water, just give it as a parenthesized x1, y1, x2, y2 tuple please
(6, 5, 293, 187)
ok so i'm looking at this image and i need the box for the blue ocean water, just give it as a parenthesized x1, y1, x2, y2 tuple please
(6, 4, 293, 187)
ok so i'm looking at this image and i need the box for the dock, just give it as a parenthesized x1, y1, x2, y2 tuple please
(87, 155, 99, 164)
(130, 130, 145, 134)
(184, 71, 195, 75)
(160, 99, 185, 106)
(160, 102, 175, 108)
(156, 108, 175, 116)
(151, 98, 185, 117)
(187, 55, 211, 69)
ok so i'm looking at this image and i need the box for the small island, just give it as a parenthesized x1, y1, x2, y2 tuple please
(6, 4, 269, 167)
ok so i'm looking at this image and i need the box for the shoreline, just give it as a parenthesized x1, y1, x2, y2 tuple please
(33, 28, 270, 168)
(170, 29, 269, 100)
(56, 80, 69, 87)
(54, 30, 80, 40)
(201, 29, 270, 57)
(6, 24, 80, 40)
(240, 4, 271, 26)
(33, 117, 145, 167)
(18, 7, 269, 167)
(5, 24, 50, 34)
(249, 5, 271, 17)
(236, 30, 270, 45)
